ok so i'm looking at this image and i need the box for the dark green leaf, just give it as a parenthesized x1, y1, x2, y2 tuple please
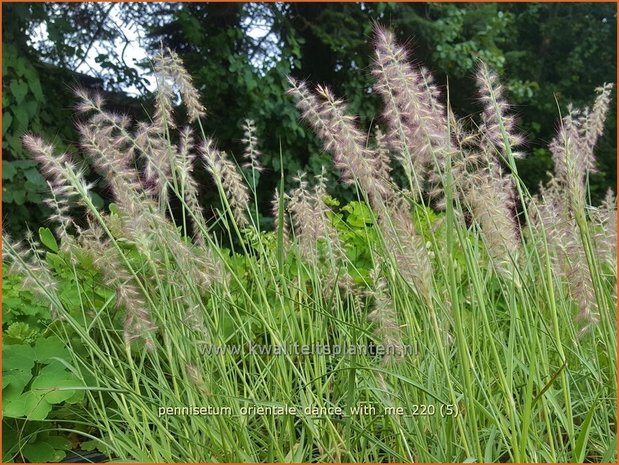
(2, 112, 12, 136)
(28, 77, 44, 102)
(10, 80, 28, 104)
(23, 442, 57, 463)
(13, 107, 29, 128)
(2, 160, 17, 180)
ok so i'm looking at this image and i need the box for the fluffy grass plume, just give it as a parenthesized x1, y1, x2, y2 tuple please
(3, 29, 616, 463)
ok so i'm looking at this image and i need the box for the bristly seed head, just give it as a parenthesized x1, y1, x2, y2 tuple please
(475, 63, 525, 157)
(200, 139, 250, 227)
(153, 47, 205, 122)
(241, 119, 264, 173)
(372, 25, 451, 200)
(288, 77, 393, 209)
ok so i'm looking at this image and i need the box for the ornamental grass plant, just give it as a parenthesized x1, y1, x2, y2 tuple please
(3, 26, 616, 462)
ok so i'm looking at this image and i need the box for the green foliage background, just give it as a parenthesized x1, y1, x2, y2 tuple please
(3, 2, 617, 233)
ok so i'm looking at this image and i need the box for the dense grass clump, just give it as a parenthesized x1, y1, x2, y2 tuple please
(3, 27, 616, 462)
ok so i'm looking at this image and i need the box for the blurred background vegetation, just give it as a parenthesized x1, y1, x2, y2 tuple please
(3, 2, 616, 236)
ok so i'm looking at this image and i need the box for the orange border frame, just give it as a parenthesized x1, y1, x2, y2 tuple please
(0, 1, 617, 464)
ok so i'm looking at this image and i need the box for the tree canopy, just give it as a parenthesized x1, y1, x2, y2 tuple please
(3, 2, 616, 235)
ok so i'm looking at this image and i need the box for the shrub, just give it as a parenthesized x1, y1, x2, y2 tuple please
(2, 26, 616, 462)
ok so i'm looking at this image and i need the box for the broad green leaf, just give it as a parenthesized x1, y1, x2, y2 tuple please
(12, 189, 26, 206)
(3, 344, 36, 372)
(45, 435, 72, 451)
(25, 187, 44, 203)
(23, 390, 53, 420)
(28, 77, 44, 102)
(90, 191, 104, 208)
(13, 57, 27, 77)
(1, 295, 20, 308)
(10, 80, 28, 104)
(39, 227, 59, 252)
(24, 167, 45, 184)
(80, 439, 106, 453)
(13, 107, 29, 128)
(25, 100, 38, 118)
(2, 112, 12, 136)
(1, 161, 17, 180)
(344, 201, 373, 227)
(23, 442, 58, 463)
(60, 287, 82, 308)
(46, 252, 65, 269)
(3, 392, 28, 418)
(64, 385, 85, 404)
(10, 159, 37, 169)
(5, 133, 22, 155)
(2, 368, 32, 392)
(35, 335, 69, 363)
(31, 362, 81, 404)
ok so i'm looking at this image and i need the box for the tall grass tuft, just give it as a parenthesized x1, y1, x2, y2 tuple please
(3, 32, 616, 463)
